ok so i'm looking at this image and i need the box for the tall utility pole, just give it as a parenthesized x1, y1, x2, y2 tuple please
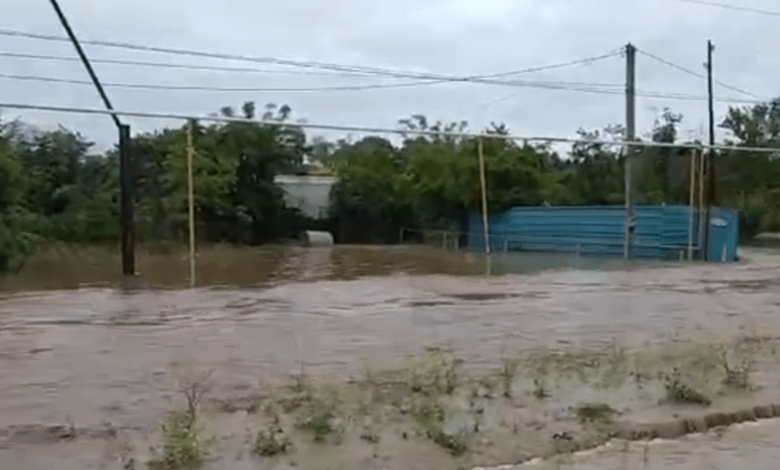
(703, 40, 716, 261)
(48, 0, 135, 275)
(624, 43, 636, 260)
(186, 121, 196, 288)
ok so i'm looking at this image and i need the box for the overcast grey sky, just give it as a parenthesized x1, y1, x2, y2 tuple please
(0, 0, 777, 150)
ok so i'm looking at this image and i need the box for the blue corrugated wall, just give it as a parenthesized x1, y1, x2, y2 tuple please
(468, 205, 739, 262)
(708, 209, 739, 262)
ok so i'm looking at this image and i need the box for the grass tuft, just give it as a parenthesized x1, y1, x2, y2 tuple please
(148, 367, 213, 469)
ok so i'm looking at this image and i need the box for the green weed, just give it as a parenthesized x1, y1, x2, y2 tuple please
(499, 352, 521, 398)
(405, 347, 460, 396)
(151, 412, 211, 469)
(148, 368, 213, 469)
(575, 402, 619, 425)
(661, 369, 711, 405)
(295, 384, 345, 444)
(427, 427, 468, 456)
(254, 421, 292, 457)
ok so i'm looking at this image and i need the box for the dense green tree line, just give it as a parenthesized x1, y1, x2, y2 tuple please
(1, 99, 779, 272)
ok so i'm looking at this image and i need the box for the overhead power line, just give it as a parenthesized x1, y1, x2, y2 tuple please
(0, 71, 765, 104)
(636, 48, 758, 98)
(0, 51, 386, 77)
(0, 71, 625, 93)
(2, 102, 778, 153)
(0, 27, 622, 86)
(673, 0, 780, 17)
(0, 28, 769, 105)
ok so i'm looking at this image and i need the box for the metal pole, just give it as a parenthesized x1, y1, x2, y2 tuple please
(48, 0, 135, 275)
(624, 43, 636, 260)
(698, 147, 706, 259)
(48, 0, 119, 129)
(186, 121, 196, 288)
(687, 149, 696, 260)
(703, 40, 716, 261)
(119, 124, 135, 275)
(478, 138, 491, 274)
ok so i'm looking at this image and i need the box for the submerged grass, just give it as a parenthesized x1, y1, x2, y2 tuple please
(149, 368, 214, 469)
(254, 418, 292, 457)
(575, 402, 619, 425)
(404, 346, 460, 396)
(152, 412, 211, 469)
(284, 379, 346, 444)
(139, 335, 778, 467)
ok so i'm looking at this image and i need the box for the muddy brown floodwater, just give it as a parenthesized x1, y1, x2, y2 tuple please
(2, 244, 780, 469)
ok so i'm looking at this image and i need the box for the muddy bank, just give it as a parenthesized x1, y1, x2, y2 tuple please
(4, 335, 778, 470)
(531, 417, 780, 470)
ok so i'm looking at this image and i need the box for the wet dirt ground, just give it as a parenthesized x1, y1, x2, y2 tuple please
(1, 244, 780, 469)
(517, 418, 780, 469)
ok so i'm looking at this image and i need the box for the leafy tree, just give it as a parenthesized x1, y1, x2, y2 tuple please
(718, 98, 780, 237)
(555, 126, 625, 205)
(4, 96, 780, 273)
(328, 136, 412, 242)
(0, 119, 34, 272)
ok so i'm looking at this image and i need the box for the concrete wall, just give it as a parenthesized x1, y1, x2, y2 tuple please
(274, 175, 337, 220)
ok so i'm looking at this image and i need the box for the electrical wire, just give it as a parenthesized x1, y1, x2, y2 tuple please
(636, 48, 758, 98)
(0, 27, 622, 86)
(0, 51, 384, 77)
(2, 101, 778, 153)
(673, 0, 780, 17)
(0, 71, 626, 93)
(0, 29, 768, 106)
(0, 71, 764, 104)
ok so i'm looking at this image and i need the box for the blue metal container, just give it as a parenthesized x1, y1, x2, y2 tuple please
(468, 205, 739, 262)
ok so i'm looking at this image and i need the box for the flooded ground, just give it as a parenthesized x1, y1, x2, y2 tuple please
(519, 419, 780, 469)
(2, 244, 780, 469)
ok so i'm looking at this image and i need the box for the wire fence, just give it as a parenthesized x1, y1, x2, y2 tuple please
(399, 225, 704, 262)
(0, 101, 766, 276)
(2, 102, 780, 154)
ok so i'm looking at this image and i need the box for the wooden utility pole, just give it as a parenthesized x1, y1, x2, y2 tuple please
(624, 43, 637, 260)
(687, 149, 697, 260)
(186, 121, 196, 288)
(703, 40, 716, 261)
(119, 125, 134, 274)
(477, 138, 491, 274)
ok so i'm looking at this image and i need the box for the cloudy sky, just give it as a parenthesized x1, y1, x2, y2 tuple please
(0, 0, 777, 150)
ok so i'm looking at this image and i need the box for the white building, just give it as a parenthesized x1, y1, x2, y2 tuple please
(274, 175, 337, 220)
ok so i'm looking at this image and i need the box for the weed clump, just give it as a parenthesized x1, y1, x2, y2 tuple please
(360, 429, 381, 444)
(532, 378, 551, 399)
(722, 363, 751, 390)
(149, 368, 213, 470)
(427, 427, 468, 456)
(721, 348, 755, 390)
(152, 412, 211, 469)
(293, 384, 345, 444)
(277, 369, 315, 413)
(499, 352, 520, 398)
(300, 408, 338, 443)
(254, 422, 292, 457)
(405, 347, 460, 396)
(661, 369, 711, 406)
(575, 403, 619, 425)
(408, 395, 469, 456)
